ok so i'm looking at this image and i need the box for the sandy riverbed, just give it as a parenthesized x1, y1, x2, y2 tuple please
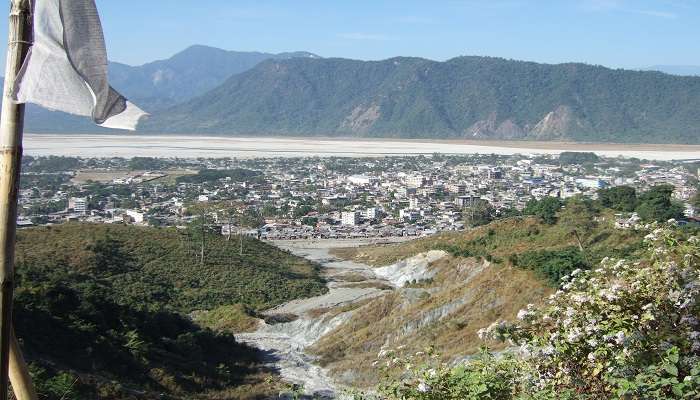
(23, 134, 700, 161)
(236, 239, 402, 398)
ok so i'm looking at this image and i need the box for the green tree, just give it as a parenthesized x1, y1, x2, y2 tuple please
(523, 197, 562, 225)
(691, 191, 700, 210)
(598, 185, 638, 212)
(463, 200, 494, 227)
(636, 185, 684, 222)
(559, 151, 600, 165)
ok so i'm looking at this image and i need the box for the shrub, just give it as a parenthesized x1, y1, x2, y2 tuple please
(512, 246, 589, 285)
(374, 222, 700, 399)
(523, 197, 562, 225)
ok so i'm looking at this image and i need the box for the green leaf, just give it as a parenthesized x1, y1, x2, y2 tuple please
(665, 364, 678, 376)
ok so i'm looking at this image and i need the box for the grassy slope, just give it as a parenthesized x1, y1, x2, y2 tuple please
(331, 213, 641, 269)
(13, 223, 327, 399)
(314, 210, 644, 387)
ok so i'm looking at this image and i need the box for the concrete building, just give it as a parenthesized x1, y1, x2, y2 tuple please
(455, 195, 481, 208)
(69, 197, 87, 215)
(406, 175, 425, 188)
(447, 183, 467, 194)
(341, 211, 360, 226)
(125, 210, 145, 224)
(365, 207, 379, 219)
(348, 175, 378, 186)
(575, 178, 607, 189)
(400, 208, 420, 221)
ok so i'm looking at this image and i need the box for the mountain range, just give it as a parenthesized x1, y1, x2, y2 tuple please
(20, 46, 700, 144)
(22, 45, 319, 133)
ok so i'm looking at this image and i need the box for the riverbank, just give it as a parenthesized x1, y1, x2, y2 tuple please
(23, 133, 700, 160)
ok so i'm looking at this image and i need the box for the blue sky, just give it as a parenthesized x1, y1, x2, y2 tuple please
(2, 0, 699, 68)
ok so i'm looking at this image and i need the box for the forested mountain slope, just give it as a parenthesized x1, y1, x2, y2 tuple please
(144, 56, 700, 143)
(13, 223, 326, 399)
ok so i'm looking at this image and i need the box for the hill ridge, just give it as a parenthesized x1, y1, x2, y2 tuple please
(143, 55, 700, 144)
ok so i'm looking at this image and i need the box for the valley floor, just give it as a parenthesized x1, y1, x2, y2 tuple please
(236, 239, 405, 397)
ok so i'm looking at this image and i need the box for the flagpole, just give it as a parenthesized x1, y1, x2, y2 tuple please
(0, 1, 36, 400)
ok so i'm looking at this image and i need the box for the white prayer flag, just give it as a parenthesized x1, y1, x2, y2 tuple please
(12, 0, 147, 130)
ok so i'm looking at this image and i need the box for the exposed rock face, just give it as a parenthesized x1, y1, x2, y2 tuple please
(467, 106, 593, 140)
(467, 112, 526, 139)
(341, 104, 381, 133)
(373, 250, 447, 287)
(531, 105, 591, 139)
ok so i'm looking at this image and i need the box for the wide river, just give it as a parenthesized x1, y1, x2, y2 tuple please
(23, 133, 700, 161)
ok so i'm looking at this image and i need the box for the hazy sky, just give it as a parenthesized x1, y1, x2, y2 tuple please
(0, 0, 698, 68)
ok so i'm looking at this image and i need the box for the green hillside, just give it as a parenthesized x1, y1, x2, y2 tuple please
(13, 223, 327, 399)
(144, 56, 700, 143)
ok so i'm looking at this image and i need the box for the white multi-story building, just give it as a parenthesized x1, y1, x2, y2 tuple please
(406, 175, 425, 188)
(575, 178, 607, 189)
(126, 210, 145, 224)
(348, 175, 378, 186)
(341, 211, 360, 225)
(69, 197, 87, 215)
(365, 207, 378, 219)
(447, 183, 467, 194)
(399, 208, 420, 221)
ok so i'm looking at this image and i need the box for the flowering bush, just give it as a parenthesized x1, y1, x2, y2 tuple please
(373, 223, 700, 399)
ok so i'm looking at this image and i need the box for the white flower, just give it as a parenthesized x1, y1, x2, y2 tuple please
(567, 328, 583, 343)
(517, 309, 533, 320)
(477, 328, 487, 340)
(572, 294, 592, 304)
(614, 331, 626, 345)
(541, 345, 555, 356)
(417, 382, 431, 393)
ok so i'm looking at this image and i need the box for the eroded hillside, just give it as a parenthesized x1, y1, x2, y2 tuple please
(311, 210, 645, 387)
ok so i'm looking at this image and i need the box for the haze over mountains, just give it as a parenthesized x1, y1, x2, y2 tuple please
(645, 65, 700, 77)
(22, 45, 700, 144)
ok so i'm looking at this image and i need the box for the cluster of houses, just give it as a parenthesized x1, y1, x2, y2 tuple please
(16, 154, 699, 239)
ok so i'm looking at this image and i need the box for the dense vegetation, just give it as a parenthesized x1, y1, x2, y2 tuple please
(558, 151, 600, 165)
(510, 246, 589, 285)
(128, 156, 167, 170)
(598, 184, 685, 222)
(144, 56, 700, 143)
(176, 168, 263, 184)
(13, 223, 327, 399)
(21, 156, 80, 173)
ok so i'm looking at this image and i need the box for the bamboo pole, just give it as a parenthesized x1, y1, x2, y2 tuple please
(0, 1, 37, 400)
(9, 331, 36, 400)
